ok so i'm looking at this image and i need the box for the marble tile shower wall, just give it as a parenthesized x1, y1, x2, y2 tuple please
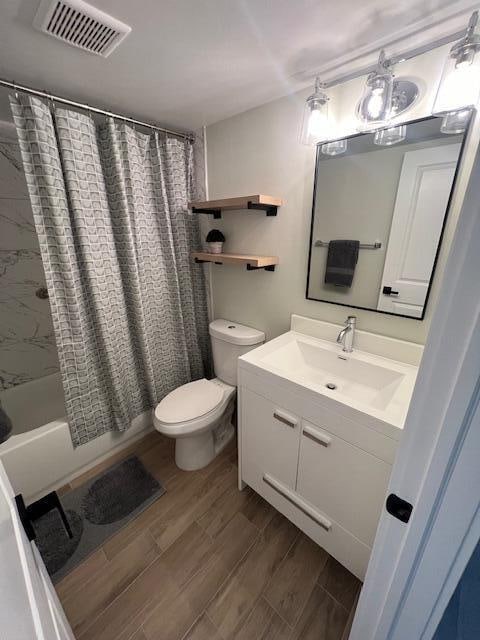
(0, 130, 59, 390)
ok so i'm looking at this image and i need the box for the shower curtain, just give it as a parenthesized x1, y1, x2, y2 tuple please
(10, 95, 210, 446)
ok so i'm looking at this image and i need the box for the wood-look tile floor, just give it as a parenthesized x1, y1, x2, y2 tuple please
(56, 432, 361, 640)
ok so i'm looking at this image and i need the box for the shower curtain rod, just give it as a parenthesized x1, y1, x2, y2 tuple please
(0, 78, 195, 143)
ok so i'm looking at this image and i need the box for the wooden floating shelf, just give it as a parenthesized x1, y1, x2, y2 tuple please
(192, 252, 279, 272)
(189, 194, 283, 218)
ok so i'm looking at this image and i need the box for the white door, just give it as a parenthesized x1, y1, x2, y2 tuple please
(349, 144, 480, 639)
(0, 461, 74, 640)
(377, 143, 461, 317)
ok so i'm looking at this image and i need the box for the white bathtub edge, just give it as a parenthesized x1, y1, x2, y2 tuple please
(0, 411, 155, 501)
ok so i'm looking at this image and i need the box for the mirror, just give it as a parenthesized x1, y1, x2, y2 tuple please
(306, 115, 470, 319)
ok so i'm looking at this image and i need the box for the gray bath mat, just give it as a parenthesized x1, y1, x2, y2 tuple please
(33, 456, 165, 583)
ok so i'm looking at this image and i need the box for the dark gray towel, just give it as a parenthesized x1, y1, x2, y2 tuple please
(0, 403, 12, 444)
(324, 240, 360, 288)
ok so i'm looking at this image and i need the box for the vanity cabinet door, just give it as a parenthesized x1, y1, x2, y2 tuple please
(296, 420, 392, 547)
(241, 388, 300, 489)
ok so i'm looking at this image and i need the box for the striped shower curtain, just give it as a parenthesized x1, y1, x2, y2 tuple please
(10, 95, 210, 446)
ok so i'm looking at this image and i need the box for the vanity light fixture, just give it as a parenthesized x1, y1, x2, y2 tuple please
(374, 124, 406, 146)
(433, 11, 480, 123)
(358, 50, 394, 130)
(301, 77, 330, 145)
(321, 139, 348, 155)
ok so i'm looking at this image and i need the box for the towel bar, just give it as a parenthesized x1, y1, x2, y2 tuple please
(315, 240, 382, 249)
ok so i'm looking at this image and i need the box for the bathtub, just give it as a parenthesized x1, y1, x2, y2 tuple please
(0, 373, 153, 501)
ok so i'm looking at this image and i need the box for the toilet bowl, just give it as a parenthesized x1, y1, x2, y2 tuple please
(154, 320, 264, 470)
(154, 378, 235, 470)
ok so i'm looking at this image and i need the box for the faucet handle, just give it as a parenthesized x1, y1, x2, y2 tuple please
(346, 315, 356, 324)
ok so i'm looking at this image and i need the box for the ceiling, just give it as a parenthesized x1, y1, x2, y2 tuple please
(0, 0, 476, 132)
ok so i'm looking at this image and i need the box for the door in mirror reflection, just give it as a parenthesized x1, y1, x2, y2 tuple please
(306, 115, 470, 319)
(377, 143, 460, 317)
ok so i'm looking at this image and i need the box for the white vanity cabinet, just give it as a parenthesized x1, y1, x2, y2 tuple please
(241, 387, 300, 489)
(296, 420, 392, 547)
(237, 317, 420, 580)
(239, 371, 400, 580)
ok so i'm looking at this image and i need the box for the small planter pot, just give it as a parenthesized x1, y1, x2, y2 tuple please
(208, 242, 224, 254)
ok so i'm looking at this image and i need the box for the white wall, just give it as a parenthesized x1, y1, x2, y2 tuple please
(0, 121, 59, 391)
(205, 45, 480, 344)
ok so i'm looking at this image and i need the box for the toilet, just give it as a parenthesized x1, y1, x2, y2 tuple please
(154, 319, 265, 470)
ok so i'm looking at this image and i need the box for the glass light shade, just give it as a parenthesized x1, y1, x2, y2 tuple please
(374, 124, 406, 146)
(433, 12, 480, 115)
(440, 108, 472, 134)
(358, 70, 394, 130)
(301, 79, 330, 145)
(321, 139, 348, 156)
(433, 52, 480, 114)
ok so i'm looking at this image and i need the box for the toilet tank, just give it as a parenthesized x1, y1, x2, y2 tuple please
(209, 319, 265, 386)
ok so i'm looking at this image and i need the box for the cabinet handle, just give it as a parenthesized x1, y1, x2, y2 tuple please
(273, 410, 298, 429)
(262, 473, 332, 531)
(303, 425, 331, 447)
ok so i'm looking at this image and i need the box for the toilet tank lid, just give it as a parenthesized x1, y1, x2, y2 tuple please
(209, 319, 265, 346)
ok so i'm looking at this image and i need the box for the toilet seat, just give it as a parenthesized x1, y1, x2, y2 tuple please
(154, 378, 235, 438)
(156, 379, 223, 424)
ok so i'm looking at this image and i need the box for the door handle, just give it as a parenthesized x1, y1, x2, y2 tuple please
(383, 286, 399, 296)
(386, 493, 413, 523)
(273, 410, 298, 429)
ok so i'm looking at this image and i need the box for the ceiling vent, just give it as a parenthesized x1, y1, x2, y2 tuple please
(33, 0, 131, 57)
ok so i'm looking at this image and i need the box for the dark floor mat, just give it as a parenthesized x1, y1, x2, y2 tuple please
(34, 455, 165, 583)
(82, 457, 161, 525)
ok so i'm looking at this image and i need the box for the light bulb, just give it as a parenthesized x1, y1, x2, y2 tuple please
(367, 89, 384, 118)
(443, 63, 477, 97)
(357, 50, 394, 129)
(433, 58, 480, 113)
(300, 78, 330, 145)
(308, 108, 327, 138)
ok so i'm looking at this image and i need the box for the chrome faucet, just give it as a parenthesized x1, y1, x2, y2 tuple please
(336, 316, 356, 353)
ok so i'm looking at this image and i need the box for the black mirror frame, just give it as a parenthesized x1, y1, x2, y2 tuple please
(305, 113, 473, 321)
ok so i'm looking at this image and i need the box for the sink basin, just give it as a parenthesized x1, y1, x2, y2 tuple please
(239, 330, 418, 429)
(260, 338, 405, 411)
